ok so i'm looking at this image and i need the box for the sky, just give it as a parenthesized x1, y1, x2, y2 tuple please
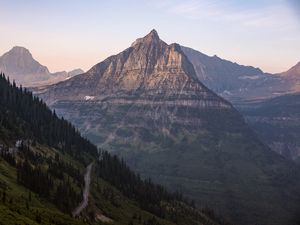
(0, 0, 299, 73)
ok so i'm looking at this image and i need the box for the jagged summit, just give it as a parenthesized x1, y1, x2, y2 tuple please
(42, 29, 225, 108)
(146, 29, 159, 39)
(131, 29, 162, 47)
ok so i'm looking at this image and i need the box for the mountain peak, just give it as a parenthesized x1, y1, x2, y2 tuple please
(148, 29, 159, 38)
(9, 46, 32, 57)
(131, 29, 161, 47)
(0, 46, 50, 81)
(11, 46, 29, 51)
(143, 29, 160, 41)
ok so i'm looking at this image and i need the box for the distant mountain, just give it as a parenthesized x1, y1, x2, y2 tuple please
(238, 93, 300, 161)
(36, 30, 300, 225)
(182, 46, 299, 102)
(68, 68, 84, 77)
(0, 46, 83, 87)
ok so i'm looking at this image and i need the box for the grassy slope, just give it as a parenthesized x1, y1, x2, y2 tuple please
(0, 144, 221, 225)
(0, 155, 86, 225)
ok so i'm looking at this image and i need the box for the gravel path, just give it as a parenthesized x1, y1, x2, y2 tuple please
(72, 163, 93, 217)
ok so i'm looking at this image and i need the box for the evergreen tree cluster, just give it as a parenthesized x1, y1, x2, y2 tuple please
(0, 73, 231, 224)
(0, 73, 97, 159)
(54, 181, 82, 213)
(16, 143, 82, 214)
(17, 159, 53, 197)
(96, 151, 189, 218)
(0, 147, 16, 166)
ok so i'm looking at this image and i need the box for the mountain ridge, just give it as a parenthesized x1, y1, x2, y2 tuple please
(39, 30, 230, 111)
(182, 46, 300, 102)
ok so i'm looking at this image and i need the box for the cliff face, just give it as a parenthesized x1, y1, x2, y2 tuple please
(37, 30, 234, 149)
(40, 30, 229, 109)
(36, 30, 300, 225)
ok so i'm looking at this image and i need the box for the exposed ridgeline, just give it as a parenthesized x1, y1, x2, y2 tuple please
(36, 30, 300, 225)
(0, 73, 228, 225)
(181, 47, 300, 103)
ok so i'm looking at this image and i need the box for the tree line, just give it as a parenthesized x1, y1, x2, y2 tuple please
(0, 73, 97, 160)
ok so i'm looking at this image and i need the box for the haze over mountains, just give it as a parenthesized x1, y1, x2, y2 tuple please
(180, 46, 300, 162)
(0, 46, 84, 87)
(238, 93, 300, 161)
(182, 46, 300, 103)
(35, 30, 300, 225)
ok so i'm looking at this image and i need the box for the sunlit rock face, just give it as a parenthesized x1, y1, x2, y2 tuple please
(39, 30, 229, 108)
(37, 29, 234, 141)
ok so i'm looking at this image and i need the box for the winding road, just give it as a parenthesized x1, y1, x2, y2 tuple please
(72, 163, 93, 217)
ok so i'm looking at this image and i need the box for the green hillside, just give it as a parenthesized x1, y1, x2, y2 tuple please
(0, 73, 227, 225)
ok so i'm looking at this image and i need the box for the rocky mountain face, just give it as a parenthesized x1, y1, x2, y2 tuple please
(39, 30, 226, 107)
(36, 30, 300, 225)
(182, 46, 299, 103)
(0, 46, 83, 87)
(238, 93, 300, 161)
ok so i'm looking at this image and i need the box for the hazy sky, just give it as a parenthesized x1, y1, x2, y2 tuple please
(0, 0, 299, 73)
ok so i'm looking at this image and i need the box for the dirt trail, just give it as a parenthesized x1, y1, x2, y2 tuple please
(72, 163, 93, 217)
